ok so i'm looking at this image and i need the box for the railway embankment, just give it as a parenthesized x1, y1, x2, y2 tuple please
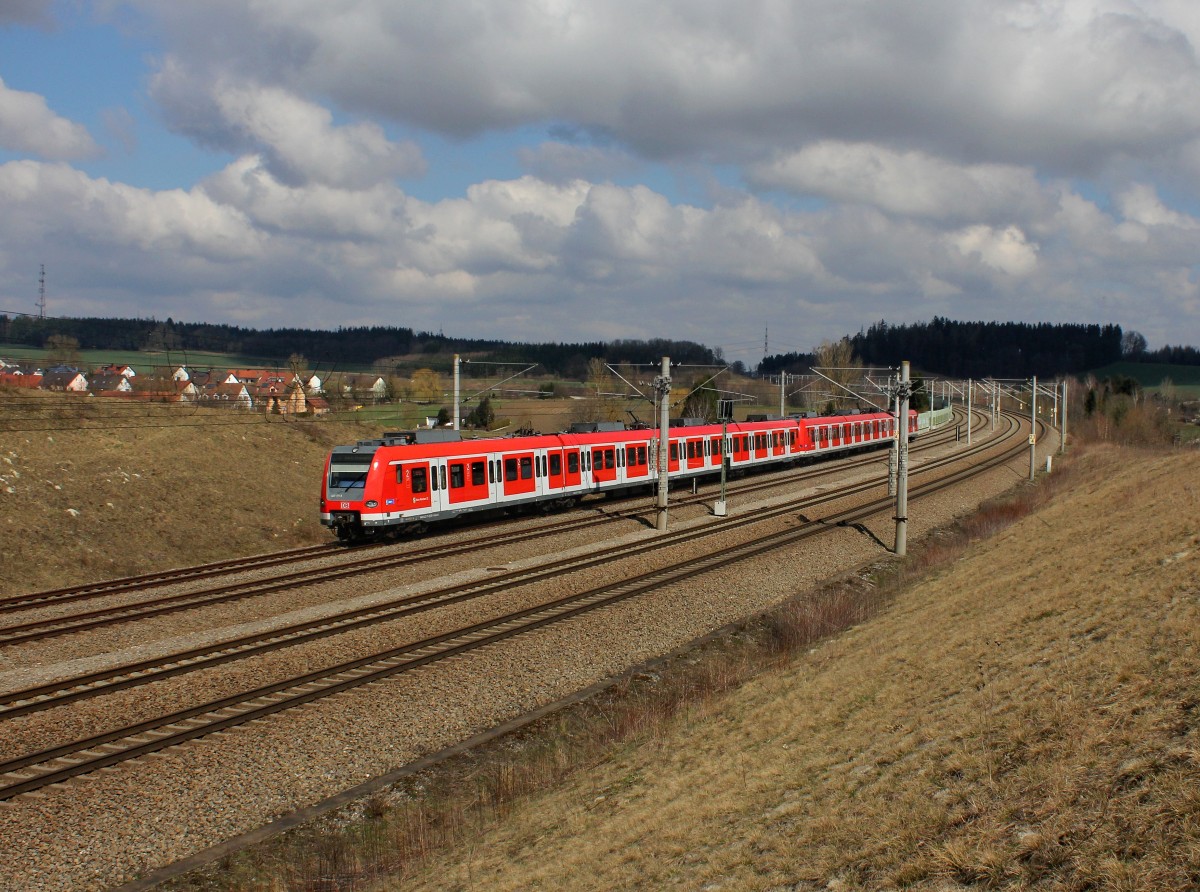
(382, 442, 1200, 891)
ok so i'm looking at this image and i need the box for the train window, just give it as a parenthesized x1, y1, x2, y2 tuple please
(440, 466, 446, 490)
(670, 443, 678, 461)
(489, 461, 496, 484)
(430, 467, 438, 491)
(450, 464, 465, 489)
(395, 467, 404, 484)
(505, 458, 518, 482)
(411, 467, 428, 493)
(789, 431, 796, 446)
(616, 448, 624, 468)
(550, 453, 562, 475)
(520, 457, 533, 479)
(568, 452, 579, 474)
(329, 460, 371, 489)
(604, 449, 615, 470)
(471, 461, 485, 486)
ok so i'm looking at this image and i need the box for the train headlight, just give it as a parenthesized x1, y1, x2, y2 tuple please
(365, 500, 378, 508)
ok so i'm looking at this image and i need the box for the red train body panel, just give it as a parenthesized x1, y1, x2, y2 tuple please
(320, 409, 917, 539)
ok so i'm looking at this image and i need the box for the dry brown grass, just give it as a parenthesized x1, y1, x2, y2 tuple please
(13, 394, 1198, 889)
(0, 391, 375, 595)
(159, 434, 1200, 891)
(400, 450, 1196, 890)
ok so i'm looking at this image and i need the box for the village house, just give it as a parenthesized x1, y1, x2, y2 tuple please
(335, 373, 388, 402)
(198, 381, 254, 409)
(95, 363, 137, 378)
(41, 368, 89, 392)
(262, 380, 309, 416)
(89, 373, 134, 394)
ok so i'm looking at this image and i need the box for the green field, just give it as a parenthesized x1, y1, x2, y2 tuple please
(1090, 360, 1200, 394)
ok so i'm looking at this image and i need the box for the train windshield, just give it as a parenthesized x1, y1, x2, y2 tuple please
(328, 460, 371, 489)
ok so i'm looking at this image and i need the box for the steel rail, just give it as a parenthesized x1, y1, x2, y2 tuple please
(0, 416, 973, 645)
(0, 412, 995, 715)
(0, 411, 1028, 801)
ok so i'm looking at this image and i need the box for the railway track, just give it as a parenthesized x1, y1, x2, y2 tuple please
(1, 421, 969, 615)
(0, 412, 1030, 800)
(0, 414, 976, 647)
(0, 412, 996, 719)
(0, 542, 349, 615)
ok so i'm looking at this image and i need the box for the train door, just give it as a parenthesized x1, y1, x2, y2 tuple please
(751, 431, 764, 462)
(393, 460, 437, 516)
(445, 457, 490, 508)
(625, 440, 649, 480)
(667, 438, 681, 474)
(564, 448, 583, 490)
(501, 451, 537, 500)
(547, 448, 566, 495)
(591, 444, 617, 488)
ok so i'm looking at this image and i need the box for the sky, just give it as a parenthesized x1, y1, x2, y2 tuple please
(1, 1, 1199, 367)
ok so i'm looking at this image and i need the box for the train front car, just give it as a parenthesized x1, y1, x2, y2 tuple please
(321, 442, 382, 541)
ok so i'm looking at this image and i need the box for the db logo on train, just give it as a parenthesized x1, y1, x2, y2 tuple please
(341, 502, 350, 509)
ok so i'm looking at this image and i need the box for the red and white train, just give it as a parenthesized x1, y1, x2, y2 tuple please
(320, 409, 916, 541)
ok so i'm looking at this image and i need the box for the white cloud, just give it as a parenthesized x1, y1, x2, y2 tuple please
(7, 150, 1200, 351)
(518, 141, 640, 185)
(213, 83, 426, 188)
(749, 142, 1049, 223)
(0, 76, 100, 161)
(951, 225, 1039, 276)
(1116, 182, 1198, 230)
(150, 63, 425, 188)
(0, 160, 260, 261)
(133, 0, 1200, 173)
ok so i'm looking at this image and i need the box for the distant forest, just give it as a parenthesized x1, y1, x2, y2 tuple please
(3, 313, 1198, 379)
(761, 318, 1200, 379)
(0, 315, 716, 378)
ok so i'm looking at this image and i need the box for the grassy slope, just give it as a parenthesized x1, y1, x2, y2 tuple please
(0, 394, 377, 595)
(398, 445, 1200, 890)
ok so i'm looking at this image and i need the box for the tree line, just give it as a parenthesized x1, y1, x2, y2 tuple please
(761, 319, 1136, 379)
(5, 313, 1196, 381)
(0, 315, 716, 378)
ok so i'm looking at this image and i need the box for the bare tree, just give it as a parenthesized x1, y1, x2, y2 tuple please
(812, 338, 862, 411)
(1121, 330, 1148, 357)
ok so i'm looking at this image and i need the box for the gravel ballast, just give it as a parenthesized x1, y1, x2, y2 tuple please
(0, 422, 1045, 891)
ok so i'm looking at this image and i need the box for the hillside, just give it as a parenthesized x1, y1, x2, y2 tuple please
(388, 444, 1200, 890)
(0, 395, 377, 595)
